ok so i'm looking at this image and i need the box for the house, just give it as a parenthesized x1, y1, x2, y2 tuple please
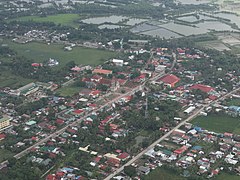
(112, 59, 124, 66)
(0, 116, 11, 131)
(156, 74, 180, 88)
(117, 152, 130, 161)
(90, 90, 101, 98)
(0, 133, 6, 141)
(137, 166, 150, 175)
(93, 69, 112, 75)
(190, 84, 214, 93)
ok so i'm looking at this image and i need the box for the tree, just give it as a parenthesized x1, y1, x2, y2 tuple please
(124, 165, 137, 177)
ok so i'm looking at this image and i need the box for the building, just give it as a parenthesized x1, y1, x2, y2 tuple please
(17, 82, 39, 96)
(112, 59, 124, 66)
(137, 166, 150, 175)
(190, 84, 214, 93)
(92, 69, 112, 75)
(0, 116, 11, 131)
(156, 74, 180, 88)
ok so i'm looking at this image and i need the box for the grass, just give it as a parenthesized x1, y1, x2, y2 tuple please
(56, 86, 82, 97)
(9, 14, 81, 28)
(0, 70, 33, 89)
(144, 167, 185, 180)
(191, 114, 240, 134)
(1, 39, 117, 68)
(216, 172, 240, 180)
(225, 98, 240, 106)
(0, 149, 14, 162)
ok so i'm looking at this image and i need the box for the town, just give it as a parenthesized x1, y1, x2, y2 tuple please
(0, 0, 240, 180)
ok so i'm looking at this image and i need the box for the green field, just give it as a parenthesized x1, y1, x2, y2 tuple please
(225, 98, 240, 106)
(216, 172, 240, 180)
(192, 114, 240, 134)
(144, 167, 185, 180)
(9, 14, 81, 28)
(1, 39, 117, 67)
(0, 70, 33, 89)
(56, 86, 82, 97)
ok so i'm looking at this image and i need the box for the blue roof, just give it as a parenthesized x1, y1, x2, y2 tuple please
(61, 167, 74, 173)
(192, 146, 202, 150)
(229, 106, 240, 112)
(194, 126, 202, 132)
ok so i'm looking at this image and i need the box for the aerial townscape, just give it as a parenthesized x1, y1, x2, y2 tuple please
(0, 0, 240, 180)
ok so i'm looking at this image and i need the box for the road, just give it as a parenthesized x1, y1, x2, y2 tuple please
(104, 86, 240, 180)
(0, 62, 167, 169)
(0, 51, 176, 168)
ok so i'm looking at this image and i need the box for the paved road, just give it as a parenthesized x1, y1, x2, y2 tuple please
(104, 86, 240, 180)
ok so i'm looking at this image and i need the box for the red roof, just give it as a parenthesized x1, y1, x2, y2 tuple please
(56, 119, 65, 125)
(31, 63, 42, 67)
(174, 145, 188, 154)
(107, 157, 120, 166)
(209, 95, 218, 100)
(94, 156, 102, 163)
(117, 152, 130, 160)
(93, 69, 112, 75)
(73, 109, 84, 114)
(190, 84, 214, 93)
(158, 74, 180, 85)
(56, 171, 65, 177)
(0, 133, 6, 140)
(90, 90, 101, 96)
(46, 174, 57, 180)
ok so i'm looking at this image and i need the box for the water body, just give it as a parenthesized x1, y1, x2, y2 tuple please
(141, 28, 182, 39)
(214, 13, 240, 28)
(177, 14, 215, 22)
(82, 15, 127, 25)
(98, 24, 124, 29)
(130, 23, 159, 33)
(176, 0, 211, 5)
(125, 18, 147, 26)
(159, 21, 237, 36)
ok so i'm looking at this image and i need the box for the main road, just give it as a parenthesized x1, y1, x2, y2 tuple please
(104, 86, 240, 180)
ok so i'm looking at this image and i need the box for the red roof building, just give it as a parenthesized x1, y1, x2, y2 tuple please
(117, 152, 130, 161)
(174, 145, 188, 155)
(157, 74, 180, 88)
(56, 119, 65, 125)
(46, 174, 57, 180)
(90, 90, 101, 98)
(190, 84, 214, 93)
(93, 69, 112, 75)
(73, 109, 85, 115)
(0, 133, 6, 140)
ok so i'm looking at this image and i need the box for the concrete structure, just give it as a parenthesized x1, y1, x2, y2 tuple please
(112, 59, 124, 66)
(17, 82, 39, 96)
(0, 116, 11, 131)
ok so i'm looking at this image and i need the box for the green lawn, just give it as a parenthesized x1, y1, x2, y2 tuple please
(0, 149, 14, 162)
(56, 86, 82, 97)
(144, 167, 185, 180)
(192, 114, 240, 134)
(2, 39, 117, 67)
(9, 14, 81, 28)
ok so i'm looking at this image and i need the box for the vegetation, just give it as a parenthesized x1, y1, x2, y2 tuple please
(9, 14, 81, 28)
(56, 86, 82, 97)
(191, 113, 240, 134)
(144, 166, 184, 180)
(1, 39, 117, 67)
